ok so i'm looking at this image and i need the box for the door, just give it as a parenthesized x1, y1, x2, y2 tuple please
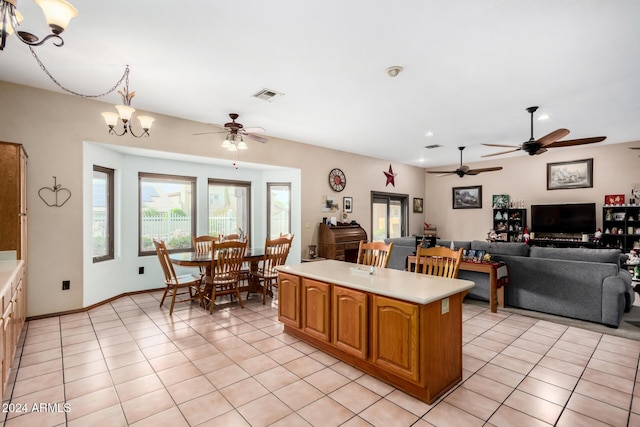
(371, 192, 408, 241)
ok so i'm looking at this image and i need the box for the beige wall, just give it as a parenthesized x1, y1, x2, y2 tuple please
(425, 140, 640, 241)
(0, 82, 426, 317)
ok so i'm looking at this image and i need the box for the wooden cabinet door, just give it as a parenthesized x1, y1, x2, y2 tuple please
(301, 279, 331, 342)
(2, 302, 13, 393)
(333, 286, 367, 359)
(278, 272, 301, 328)
(371, 295, 419, 382)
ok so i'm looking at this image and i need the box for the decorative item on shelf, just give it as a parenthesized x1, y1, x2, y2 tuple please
(38, 176, 71, 207)
(0, 0, 77, 51)
(594, 228, 602, 243)
(487, 229, 498, 242)
(523, 227, 530, 244)
(632, 184, 640, 205)
(308, 245, 317, 259)
(605, 209, 613, 221)
(611, 227, 618, 234)
(614, 212, 626, 221)
(101, 67, 154, 138)
(605, 228, 610, 234)
(492, 195, 509, 209)
(605, 194, 625, 205)
(495, 211, 502, 220)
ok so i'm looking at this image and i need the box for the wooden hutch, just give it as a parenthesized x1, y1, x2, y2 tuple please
(318, 223, 367, 263)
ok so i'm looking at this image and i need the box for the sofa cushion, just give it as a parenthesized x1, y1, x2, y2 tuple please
(530, 246, 621, 265)
(470, 240, 530, 257)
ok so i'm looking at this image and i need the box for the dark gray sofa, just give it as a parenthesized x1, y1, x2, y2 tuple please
(384, 237, 634, 327)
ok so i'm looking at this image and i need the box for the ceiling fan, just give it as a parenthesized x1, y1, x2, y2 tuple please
(427, 146, 502, 177)
(481, 106, 606, 158)
(193, 113, 269, 144)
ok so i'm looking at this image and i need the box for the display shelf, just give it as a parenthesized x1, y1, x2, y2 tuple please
(602, 205, 640, 252)
(492, 208, 527, 242)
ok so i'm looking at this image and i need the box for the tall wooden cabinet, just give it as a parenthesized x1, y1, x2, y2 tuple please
(0, 142, 28, 260)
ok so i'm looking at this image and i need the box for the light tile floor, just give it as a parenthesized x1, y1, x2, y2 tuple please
(3, 291, 640, 426)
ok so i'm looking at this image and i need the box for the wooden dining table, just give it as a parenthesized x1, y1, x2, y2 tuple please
(169, 247, 266, 295)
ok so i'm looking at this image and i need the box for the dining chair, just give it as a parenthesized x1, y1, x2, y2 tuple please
(222, 233, 240, 241)
(192, 235, 220, 277)
(252, 234, 294, 304)
(356, 240, 394, 268)
(203, 240, 247, 312)
(414, 246, 463, 279)
(153, 239, 203, 315)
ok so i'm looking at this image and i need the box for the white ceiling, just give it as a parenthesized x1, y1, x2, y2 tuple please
(1, 0, 639, 167)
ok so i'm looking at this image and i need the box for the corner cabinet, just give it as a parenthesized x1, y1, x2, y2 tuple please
(602, 205, 640, 252)
(492, 208, 527, 242)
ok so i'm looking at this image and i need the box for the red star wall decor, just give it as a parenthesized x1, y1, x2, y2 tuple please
(384, 164, 397, 187)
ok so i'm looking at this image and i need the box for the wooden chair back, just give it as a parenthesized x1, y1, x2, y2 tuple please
(356, 240, 393, 268)
(153, 239, 178, 284)
(210, 240, 247, 281)
(261, 235, 294, 275)
(415, 246, 463, 278)
(192, 235, 219, 255)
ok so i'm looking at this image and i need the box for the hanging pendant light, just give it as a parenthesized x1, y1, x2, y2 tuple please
(101, 67, 154, 138)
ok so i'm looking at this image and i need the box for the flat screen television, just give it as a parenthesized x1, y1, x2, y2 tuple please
(531, 203, 596, 234)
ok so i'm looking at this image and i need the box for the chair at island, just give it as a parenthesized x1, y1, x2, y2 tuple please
(356, 240, 393, 268)
(414, 246, 463, 279)
(153, 239, 203, 315)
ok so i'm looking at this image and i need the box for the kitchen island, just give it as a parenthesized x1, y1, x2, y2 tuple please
(275, 260, 474, 404)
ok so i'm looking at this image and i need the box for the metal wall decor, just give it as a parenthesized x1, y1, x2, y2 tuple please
(38, 176, 71, 207)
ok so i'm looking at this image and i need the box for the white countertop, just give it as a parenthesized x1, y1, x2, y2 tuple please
(0, 260, 23, 288)
(276, 260, 475, 305)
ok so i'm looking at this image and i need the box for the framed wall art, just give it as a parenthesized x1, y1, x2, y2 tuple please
(343, 196, 353, 213)
(547, 158, 593, 190)
(452, 186, 482, 209)
(413, 198, 423, 213)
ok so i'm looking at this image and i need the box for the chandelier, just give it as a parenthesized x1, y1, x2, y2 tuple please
(221, 133, 248, 151)
(101, 67, 154, 138)
(0, 0, 77, 50)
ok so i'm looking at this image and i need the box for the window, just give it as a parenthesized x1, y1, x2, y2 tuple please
(208, 179, 251, 238)
(93, 165, 114, 262)
(139, 173, 196, 255)
(371, 192, 408, 241)
(267, 183, 291, 239)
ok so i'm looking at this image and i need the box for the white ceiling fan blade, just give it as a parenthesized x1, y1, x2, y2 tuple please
(244, 133, 269, 144)
(243, 127, 265, 133)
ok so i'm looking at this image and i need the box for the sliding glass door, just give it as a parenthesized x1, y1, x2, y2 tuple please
(371, 192, 408, 241)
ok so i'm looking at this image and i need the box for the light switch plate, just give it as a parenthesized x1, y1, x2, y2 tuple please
(441, 297, 449, 314)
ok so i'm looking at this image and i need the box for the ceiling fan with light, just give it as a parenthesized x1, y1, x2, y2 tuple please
(427, 146, 502, 178)
(194, 113, 268, 151)
(482, 106, 606, 158)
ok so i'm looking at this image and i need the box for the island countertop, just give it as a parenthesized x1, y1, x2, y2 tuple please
(276, 259, 474, 305)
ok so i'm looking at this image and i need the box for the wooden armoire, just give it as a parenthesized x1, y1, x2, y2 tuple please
(0, 142, 27, 260)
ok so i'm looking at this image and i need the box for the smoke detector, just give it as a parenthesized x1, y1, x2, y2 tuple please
(386, 66, 403, 77)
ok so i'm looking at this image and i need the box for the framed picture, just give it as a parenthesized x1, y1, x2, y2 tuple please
(343, 196, 353, 213)
(413, 198, 423, 213)
(547, 158, 593, 190)
(452, 186, 482, 209)
(492, 194, 509, 209)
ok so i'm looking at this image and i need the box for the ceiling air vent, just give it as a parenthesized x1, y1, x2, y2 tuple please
(252, 88, 284, 102)
(424, 144, 443, 149)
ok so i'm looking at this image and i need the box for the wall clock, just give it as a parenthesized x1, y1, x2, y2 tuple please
(328, 168, 346, 192)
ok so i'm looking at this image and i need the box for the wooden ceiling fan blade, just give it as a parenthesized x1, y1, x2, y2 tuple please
(243, 127, 266, 133)
(533, 148, 548, 155)
(466, 167, 503, 175)
(245, 133, 269, 144)
(629, 147, 640, 150)
(481, 148, 521, 158)
(482, 143, 520, 148)
(537, 128, 570, 147)
(547, 136, 606, 148)
(426, 170, 456, 174)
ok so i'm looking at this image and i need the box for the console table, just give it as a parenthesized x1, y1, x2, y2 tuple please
(408, 256, 504, 313)
(276, 260, 474, 404)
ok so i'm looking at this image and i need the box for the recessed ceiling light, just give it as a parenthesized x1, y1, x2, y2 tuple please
(385, 66, 403, 77)
(537, 114, 550, 121)
(425, 131, 434, 137)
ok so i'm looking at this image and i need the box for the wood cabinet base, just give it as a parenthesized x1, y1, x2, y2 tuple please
(278, 271, 464, 404)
